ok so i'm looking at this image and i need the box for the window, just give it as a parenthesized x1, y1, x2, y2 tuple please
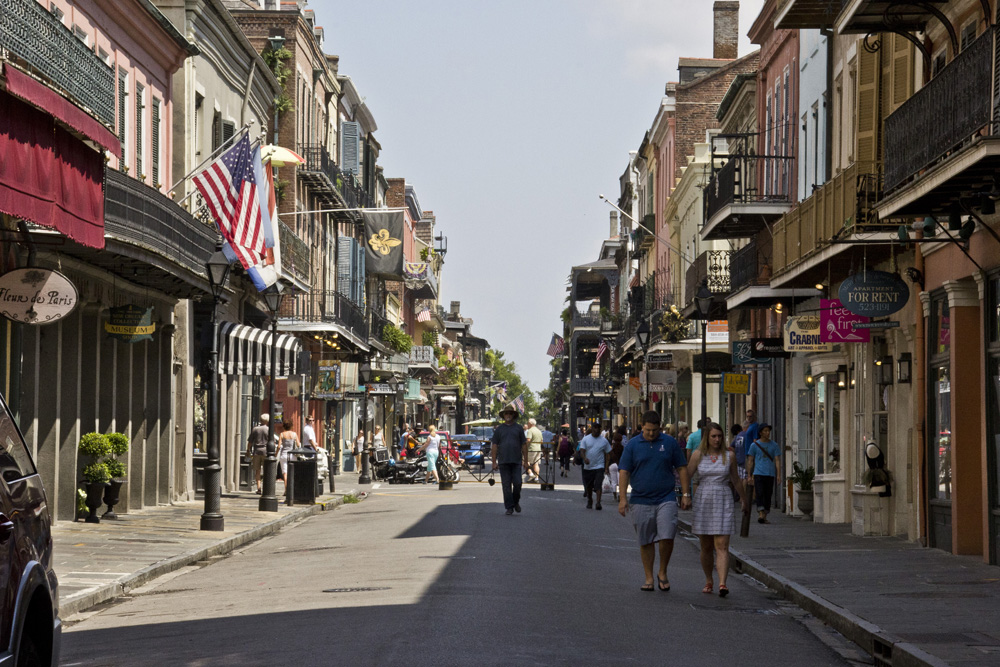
(97, 47, 110, 65)
(49, 4, 64, 22)
(135, 83, 144, 179)
(928, 293, 951, 501)
(961, 20, 978, 51)
(72, 25, 89, 46)
(151, 97, 161, 187)
(931, 51, 947, 78)
(117, 68, 128, 166)
(0, 405, 36, 483)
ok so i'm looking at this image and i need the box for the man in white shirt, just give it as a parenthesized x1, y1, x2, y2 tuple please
(578, 421, 612, 510)
(302, 416, 318, 450)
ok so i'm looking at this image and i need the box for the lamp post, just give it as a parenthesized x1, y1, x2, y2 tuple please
(201, 246, 231, 531)
(694, 279, 713, 434)
(387, 376, 400, 458)
(259, 283, 284, 512)
(358, 361, 373, 484)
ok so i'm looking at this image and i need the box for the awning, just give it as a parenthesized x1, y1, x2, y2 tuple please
(219, 322, 301, 376)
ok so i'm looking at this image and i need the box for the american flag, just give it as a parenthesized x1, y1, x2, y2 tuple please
(417, 308, 432, 322)
(595, 339, 609, 362)
(546, 333, 565, 357)
(510, 393, 525, 413)
(193, 135, 265, 270)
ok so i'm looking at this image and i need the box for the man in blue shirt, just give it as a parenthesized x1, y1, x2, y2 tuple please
(618, 410, 691, 592)
(746, 423, 781, 524)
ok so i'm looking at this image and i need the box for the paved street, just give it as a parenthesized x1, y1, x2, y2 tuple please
(60, 482, 857, 667)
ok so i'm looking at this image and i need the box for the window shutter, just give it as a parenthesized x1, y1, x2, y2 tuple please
(211, 112, 221, 152)
(222, 121, 236, 147)
(888, 34, 914, 114)
(135, 83, 144, 178)
(118, 68, 127, 163)
(341, 121, 360, 174)
(855, 39, 882, 166)
(152, 98, 160, 187)
(353, 239, 365, 305)
(337, 237, 354, 299)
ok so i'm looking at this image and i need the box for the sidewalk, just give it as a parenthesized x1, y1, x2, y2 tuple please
(53, 473, 367, 617)
(678, 509, 1000, 667)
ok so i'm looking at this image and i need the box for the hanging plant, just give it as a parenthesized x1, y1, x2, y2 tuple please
(382, 323, 413, 354)
(262, 45, 294, 115)
(660, 305, 689, 344)
(422, 330, 438, 347)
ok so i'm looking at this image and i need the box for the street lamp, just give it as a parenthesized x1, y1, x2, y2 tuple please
(358, 361, 373, 484)
(694, 279, 713, 435)
(635, 319, 651, 351)
(387, 376, 400, 457)
(201, 245, 232, 531)
(259, 283, 284, 512)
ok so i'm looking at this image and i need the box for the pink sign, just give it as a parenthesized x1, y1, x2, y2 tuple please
(821, 299, 870, 343)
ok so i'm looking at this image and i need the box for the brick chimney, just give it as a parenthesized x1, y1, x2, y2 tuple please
(713, 1, 739, 60)
(610, 211, 618, 238)
(450, 301, 461, 318)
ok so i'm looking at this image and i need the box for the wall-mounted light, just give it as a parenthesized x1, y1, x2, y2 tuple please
(876, 355, 894, 385)
(837, 365, 847, 388)
(804, 364, 814, 386)
(772, 302, 784, 314)
(897, 353, 912, 384)
(850, 362, 856, 387)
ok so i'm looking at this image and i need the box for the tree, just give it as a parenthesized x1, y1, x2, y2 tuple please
(484, 349, 539, 418)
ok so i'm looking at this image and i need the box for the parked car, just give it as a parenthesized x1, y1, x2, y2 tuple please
(450, 434, 486, 465)
(0, 393, 60, 666)
(470, 426, 494, 442)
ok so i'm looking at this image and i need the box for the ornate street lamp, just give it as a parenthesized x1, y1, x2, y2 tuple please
(635, 319, 651, 351)
(259, 283, 284, 512)
(358, 361, 373, 484)
(694, 279, 712, 435)
(387, 376, 400, 457)
(201, 245, 232, 531)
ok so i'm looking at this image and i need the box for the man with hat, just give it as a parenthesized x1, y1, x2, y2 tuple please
(491, 405, 528, 515)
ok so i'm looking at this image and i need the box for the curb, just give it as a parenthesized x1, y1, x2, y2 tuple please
(60, 491, 359, 618)
(677, 517, 950, 667)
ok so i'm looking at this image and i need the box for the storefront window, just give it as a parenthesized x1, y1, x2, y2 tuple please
(815, 375, 826, 475)
(798, 387, 815, 471)
(934, 364, 952, 500)
(854, 347, 868, 484)
(826, 376, 841, 473)
(934, 299, 951, 355)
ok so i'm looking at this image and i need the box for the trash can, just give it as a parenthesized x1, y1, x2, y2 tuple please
(286, 447, 317, 505)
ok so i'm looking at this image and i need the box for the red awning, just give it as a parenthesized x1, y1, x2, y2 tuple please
(3, 64, 120, 154)
(0, 88, 105, 248)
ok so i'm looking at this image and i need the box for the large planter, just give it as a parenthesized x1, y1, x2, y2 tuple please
(797, 489, 814, 516)
(102, 479, 125, 520)
(84, 482, 108, 523)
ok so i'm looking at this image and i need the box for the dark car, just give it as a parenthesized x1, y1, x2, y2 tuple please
(450, 434, 485, 465)
(0, 394, 60, 666)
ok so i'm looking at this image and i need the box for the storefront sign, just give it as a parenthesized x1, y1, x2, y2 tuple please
(405, 378, 421, 401)
(648, 369, 677, 393)
(733, 340, 773, 365)
(368, 383, 397, 395)
(838, 270, 910, 317)
(722, 372, 750, 394)
(820, 299, 870, 342)
(784, 316, 834, 353)
(104, 304, 155, 343)
(313, 360, 342, 399)
(628, 376, 641, 391)
(706, 320, 729, 343)
(852, 321, 900, 330)
(749, 337, 790, 358)
(0, 268, 78, 325)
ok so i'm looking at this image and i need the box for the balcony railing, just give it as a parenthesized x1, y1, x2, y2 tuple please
(369, 309, 390, 346)
(772, 162, 888, 276)
(684, 249, 732, 305)
(883, 25, 995, 193)
(298, 143, 374, 210)
(729, 237, 771, 294)
(278, 220, 311, 287)
(0, 0, 115, 127)
(281, 289, 367, 341)
(704, 152, 795, 225)
(572, 312, 600, 329)
(104, 169, 216, 276)
(571, 378, 608, 395)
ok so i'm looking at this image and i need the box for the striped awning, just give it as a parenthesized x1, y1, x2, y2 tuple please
(219, 323, 301, 376)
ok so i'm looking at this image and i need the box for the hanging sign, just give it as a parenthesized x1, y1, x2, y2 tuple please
(104, 305, 155, 343)
(313, 360, 342, 399)
(733, 340, 773, 365)
(820, 299, 870, 342)
(749, 337, 790, 358)
(706, 320, 729, 343)
(838, 270, 910, 317)
(722, 372, 750, 394)
(784, 316, 834, 352)
(852, 321, 900, 330)
(0, 268, 78, 325)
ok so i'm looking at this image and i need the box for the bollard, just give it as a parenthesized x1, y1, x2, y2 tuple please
(438, 480, 454, 490)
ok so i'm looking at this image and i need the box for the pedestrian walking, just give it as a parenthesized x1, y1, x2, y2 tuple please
(687, 422, 749, 597)
(731, 422, 749, 481)
(618, 410, 691, 592)
(746, 423, 782, 524)
(686, 418, 706, 462)
(396, 423, 411, 459)
(491, 406, 528, 515)
(524, 418, 543, 482)
(607, 431, 624, 501)
(578, 422, 612, 510)
(353, 431, 365, 473)
(302, 416, 318, 450)
(418, 424, 441, 484)
(557, 429, 572, 477)
(276, 420, 300, 486)
(372, 425, 384, 451)
(676, 422, 690, 450)
(247, 413, 270, 493)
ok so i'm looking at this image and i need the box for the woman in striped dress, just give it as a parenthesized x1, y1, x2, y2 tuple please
(686, 422, 749, 597)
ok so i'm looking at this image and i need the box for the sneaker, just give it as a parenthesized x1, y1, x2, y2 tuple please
(505, 508, 514, 515)
(514, 503, 521, 513)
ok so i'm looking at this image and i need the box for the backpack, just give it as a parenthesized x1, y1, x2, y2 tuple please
(733, 433, 747, 466)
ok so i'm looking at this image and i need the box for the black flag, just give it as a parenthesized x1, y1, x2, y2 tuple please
(362, 210, 405, 280)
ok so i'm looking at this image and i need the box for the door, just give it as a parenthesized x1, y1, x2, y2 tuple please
(927, 294, 952, 552)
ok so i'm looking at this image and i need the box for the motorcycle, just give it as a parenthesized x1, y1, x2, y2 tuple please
(370, 447, 461, 484)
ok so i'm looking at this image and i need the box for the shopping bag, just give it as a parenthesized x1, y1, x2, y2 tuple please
(602, 473, 613, 494)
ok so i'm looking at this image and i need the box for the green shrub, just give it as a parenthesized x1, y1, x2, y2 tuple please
(79, 432, 110, 458)
(82, 462, 110, 485)
(106, 432, 130, 457)
(422, 330, 438, 347)
(788, 461, 816, 491)
(382, 323, 413, 354)
(343, 493, 360, 504)
(106, 459, 127, 480)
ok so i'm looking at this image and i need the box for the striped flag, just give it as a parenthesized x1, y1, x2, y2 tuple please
(417, 308, 432, 322)
(193, 134, 266, 270)
(510, 393, 525, 414)
(546, 333, 565, 357)
(595, 339, 609, 362)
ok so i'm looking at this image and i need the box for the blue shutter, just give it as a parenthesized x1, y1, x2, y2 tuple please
(337, 237, 353, 299)
(340, 121, 359, 174)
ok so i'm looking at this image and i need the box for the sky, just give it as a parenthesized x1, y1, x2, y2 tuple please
(316, 0, 765, 396)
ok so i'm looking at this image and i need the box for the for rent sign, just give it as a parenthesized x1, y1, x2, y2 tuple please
(838, 271, 910, 317)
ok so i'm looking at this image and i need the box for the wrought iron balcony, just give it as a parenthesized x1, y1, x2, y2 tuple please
(883, 25, 995, 195)
(368, 308, 391, 347)
(278, 220, 311, 288)
(0, 0, 115, 127)
(703, 151, 794, 240)
(632, 214, 655, 251)
(298, 143, 374, 211)
(729, 237, 770, 294)
(570, 378, 609, 395)
(572, 311, 600, 329)
(684, 249, 731, 306)
(280, 289, 367, 342)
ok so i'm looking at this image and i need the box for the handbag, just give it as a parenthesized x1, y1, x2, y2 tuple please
(573, 450, 584, 466)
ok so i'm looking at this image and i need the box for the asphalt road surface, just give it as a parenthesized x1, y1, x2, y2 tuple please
(61, 480, 864, 666)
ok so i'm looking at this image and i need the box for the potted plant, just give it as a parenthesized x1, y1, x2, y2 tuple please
(102, 432, 129, 519)
(788, 461, 816, 516)
(79, 432, 110, 523)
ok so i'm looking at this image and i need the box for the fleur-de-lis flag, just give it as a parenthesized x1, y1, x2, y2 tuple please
(363, 210, 406, 279)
